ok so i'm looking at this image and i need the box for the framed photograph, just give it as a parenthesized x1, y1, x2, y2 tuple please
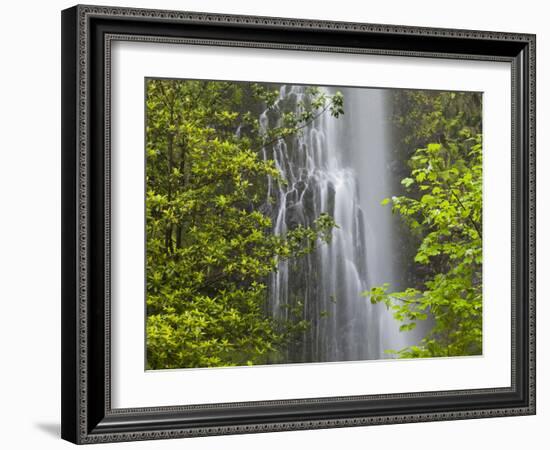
(61, 4, 536, 444)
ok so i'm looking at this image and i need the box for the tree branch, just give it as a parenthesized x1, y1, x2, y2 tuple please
(252, 103, 331, 153)
(446, 184, 483, 240)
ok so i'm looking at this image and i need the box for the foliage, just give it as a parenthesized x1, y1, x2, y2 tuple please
(145, 79, 343, 369)
(364, 91, 483, 358)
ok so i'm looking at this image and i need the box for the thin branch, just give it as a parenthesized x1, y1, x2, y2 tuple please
(388, 295, 423, 305)
(446, 184, 483, 240)
(252, 104, 331, 153)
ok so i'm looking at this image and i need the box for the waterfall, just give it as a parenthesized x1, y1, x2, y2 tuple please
(345, 87, 427, 356)
(261, 84, 419, 363)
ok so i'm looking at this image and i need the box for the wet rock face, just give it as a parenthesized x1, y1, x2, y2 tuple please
(285, 203, 305, 230)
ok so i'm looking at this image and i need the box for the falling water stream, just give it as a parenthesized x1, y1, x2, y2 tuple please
(260, 85, 423, 363)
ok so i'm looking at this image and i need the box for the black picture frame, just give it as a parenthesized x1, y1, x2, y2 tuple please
(61, 4, 536, 444)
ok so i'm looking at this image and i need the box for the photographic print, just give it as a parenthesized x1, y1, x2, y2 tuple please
(145, 79, 483, 370)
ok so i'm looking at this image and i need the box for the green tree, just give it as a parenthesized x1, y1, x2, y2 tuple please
(145, 79, 343, 369)
(365, 91, 482, 358)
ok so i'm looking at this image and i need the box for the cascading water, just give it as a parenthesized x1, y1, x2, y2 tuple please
(345, 87, 428, 356)
(260, 85, 420, 363)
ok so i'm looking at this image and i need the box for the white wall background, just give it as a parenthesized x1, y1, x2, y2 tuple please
(0, 0, 544, 448)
